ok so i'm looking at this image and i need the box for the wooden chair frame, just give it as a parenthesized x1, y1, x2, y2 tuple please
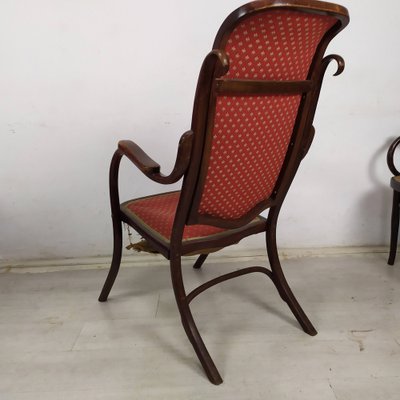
(387, 137, 400, 265)
(98, 0, 349, 384)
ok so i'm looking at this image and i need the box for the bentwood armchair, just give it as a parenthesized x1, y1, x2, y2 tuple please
(387, 137, 400, 265)
(99, 0, 349, 384)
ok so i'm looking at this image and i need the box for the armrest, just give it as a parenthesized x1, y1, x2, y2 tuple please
(387, 137, 400, 176)
(118, 140, 160, 175)
(118, 130, 194, 184)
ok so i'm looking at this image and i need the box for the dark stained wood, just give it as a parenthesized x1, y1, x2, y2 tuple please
(387, 136, 400, 176)
(183, 50, 231, 228)
(266, 205, 317, 335)
(169, 254, 223, 384)
(187, 266, 273, 303)
(387, 136, 400, 265)
(118, 140, 160, 174)
(99, 0, 350, 385)
(193, 253, 208, 269)
(118, 130, 194, 185)
(391, 176, 400, 192)
(301, 125, 316, 159)
(388, 190, 400, 265)
(98, 150, 124, 302)
(216, 79, 313, 95)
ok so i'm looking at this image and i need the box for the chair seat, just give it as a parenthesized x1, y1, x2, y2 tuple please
(121, 191, 266, 251)
(391, 176, 400, 192)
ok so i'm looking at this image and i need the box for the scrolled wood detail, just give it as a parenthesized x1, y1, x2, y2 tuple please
(321, 54, 345, 77)
(387, 137, 400, 176)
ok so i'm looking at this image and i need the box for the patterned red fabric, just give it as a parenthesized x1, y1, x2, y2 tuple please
(198, 11, 337, 219)
(124, 192, 226, 241)
(224, 11, 337, 81)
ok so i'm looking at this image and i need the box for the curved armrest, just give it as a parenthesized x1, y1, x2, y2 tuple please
(118, 141, 160, 174)
(387, 137, 400, 176)
(118, 130, 194, 184)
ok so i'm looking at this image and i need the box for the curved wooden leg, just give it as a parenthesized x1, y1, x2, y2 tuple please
(193, 254, 208, 269)
(266, 208, 317, 336)
(170, 254, 223, 385)
(98, 216, 123, 302)
(388, 190, 400, 265)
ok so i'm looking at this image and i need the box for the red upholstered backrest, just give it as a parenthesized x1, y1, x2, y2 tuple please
(197, 10, 337, 220)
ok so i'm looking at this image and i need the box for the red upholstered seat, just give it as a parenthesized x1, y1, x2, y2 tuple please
(122, 191, 263, 243)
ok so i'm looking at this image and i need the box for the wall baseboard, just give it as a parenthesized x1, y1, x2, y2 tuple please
(0, 246, 389, 274)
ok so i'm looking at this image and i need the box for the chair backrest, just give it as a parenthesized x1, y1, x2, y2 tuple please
(182, 0, 349, 229)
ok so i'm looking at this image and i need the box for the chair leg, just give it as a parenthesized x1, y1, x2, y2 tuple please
(170, 254, 223, 385)
(98, 216, 123, 302)
(388, 190, 400, 265)
(266, 209, 317, 336)
(193, 253, 208, 269)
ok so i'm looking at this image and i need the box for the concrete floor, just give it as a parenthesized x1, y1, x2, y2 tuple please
(0, 251, 399, 399)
